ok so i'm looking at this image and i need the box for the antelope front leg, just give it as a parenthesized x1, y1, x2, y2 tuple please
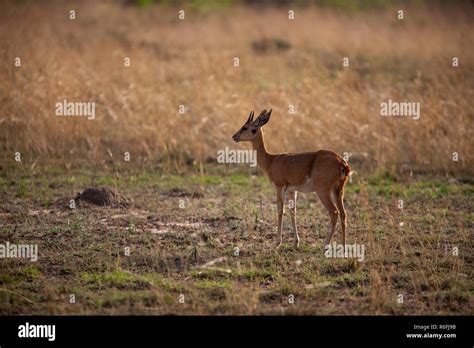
(276, 186, 285, 248)
(288, 191, 299, 247)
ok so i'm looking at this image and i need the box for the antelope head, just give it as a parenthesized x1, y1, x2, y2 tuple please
(232, 109, 272, 142)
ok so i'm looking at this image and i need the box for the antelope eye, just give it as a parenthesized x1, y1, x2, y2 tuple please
(252, 129, 257, 134)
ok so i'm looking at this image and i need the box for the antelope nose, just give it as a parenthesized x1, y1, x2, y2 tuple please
(232, 134, 238, 142)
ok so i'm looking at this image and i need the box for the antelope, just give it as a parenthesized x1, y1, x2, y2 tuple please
(232, 109, 351, 248)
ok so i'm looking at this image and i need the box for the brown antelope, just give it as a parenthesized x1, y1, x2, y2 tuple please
(232, 109, 351, 248)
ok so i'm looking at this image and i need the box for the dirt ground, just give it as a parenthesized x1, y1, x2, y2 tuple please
(0, 164, 472, 315)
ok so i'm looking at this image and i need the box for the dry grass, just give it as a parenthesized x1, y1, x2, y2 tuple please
(0, 1, 473, 175)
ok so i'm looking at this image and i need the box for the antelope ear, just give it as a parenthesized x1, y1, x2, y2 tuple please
(247, 110, 254, 123)
(256, 109, 272, 127)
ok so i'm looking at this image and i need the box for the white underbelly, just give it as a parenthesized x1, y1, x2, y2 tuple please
(287, 177, 314, 193)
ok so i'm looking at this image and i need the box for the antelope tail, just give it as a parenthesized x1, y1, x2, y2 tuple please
(340, 159, 351, 179)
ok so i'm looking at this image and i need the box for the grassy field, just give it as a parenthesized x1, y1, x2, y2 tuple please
(0, 1, 473, 315)
(0, 1, 473, 175)
(0, 163, 472, 315)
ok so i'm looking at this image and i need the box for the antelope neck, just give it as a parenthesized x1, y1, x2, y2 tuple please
(250, 129, 272, 173)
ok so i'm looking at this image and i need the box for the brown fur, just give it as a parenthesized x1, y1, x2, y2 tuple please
(233, 109, 350, 248)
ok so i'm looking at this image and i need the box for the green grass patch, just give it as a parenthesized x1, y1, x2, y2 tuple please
(196, 279, 231, 289)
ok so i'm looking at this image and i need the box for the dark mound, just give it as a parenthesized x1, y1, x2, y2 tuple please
(74, 187, 128, 207)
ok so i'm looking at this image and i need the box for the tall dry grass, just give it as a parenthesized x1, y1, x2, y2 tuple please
(0, 1, 473, 175)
